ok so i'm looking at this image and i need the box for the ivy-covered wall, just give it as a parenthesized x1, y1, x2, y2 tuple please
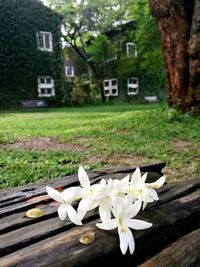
(0, 0, 64, 107)
(100, 31, 166, 103)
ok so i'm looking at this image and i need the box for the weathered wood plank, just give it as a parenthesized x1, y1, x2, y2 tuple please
(0, 175, 102, 217)
(139, 229, 200, 267)
(0, 171, 163, 217)
(0, 204, 57, 235)
(0, 182, 199, 266)
(0, 189, 200, 267)
(2, 163, 199, 267)
(0, 163, 165, 203)
(0, 178, 194, 236)
(0, 208, 97, 257)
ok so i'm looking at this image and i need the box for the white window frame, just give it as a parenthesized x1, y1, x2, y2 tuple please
(65, 66, 74, 77)
(127, 77, 139, 95)
(37, 76, 55, 97)
(126, 42, 137, 57)
(103, 79, 118, 96)
(36, 31, 53, 52)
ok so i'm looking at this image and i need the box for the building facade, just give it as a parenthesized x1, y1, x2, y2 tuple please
(0, 0, 64, 107)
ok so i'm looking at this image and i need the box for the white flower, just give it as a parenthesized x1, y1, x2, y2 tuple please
(108, 175, 130, 196)
(46, 186, 82, 225)
(94, 176, 130, 222)
(97, 198, 152, 255)
(147, 175, 166, 189)
(77, 166, 102, 219)
(126, 167, 166, 209)
(92, 179, 114, 222)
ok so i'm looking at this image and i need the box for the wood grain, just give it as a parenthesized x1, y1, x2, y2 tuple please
(0, 163, 199, 267)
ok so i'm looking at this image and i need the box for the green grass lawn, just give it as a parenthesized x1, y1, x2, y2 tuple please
(0, 103, 199, 188)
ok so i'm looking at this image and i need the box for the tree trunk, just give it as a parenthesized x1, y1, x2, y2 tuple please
(148, 0, 200, 114)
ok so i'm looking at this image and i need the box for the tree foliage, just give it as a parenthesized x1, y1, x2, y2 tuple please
(47, 0, 165, 102)
(47, 0, 134, 99)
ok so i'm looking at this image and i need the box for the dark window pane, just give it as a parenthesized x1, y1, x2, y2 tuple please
(111, 80, 117, 86)
(40, 78, 45, 83)
(129, 79, 137, 84)
(45, 34, 50, 49)
(105, 90, 109, 95)
(104, 81, 109, 87)
(39, 33, 44, 48)
(46, 78, 51, 84)
(47, 88, 52, 94)
(41, 88, 45, 94)
(128, 87, 137, 93)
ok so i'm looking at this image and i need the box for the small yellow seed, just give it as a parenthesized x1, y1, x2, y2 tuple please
(24, 208, 44, 218)
(79, 231, 96, 245)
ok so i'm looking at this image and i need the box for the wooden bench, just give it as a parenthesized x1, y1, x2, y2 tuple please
(21, 100, 48, 108)
(144, 96, 158, 102)
(0, 162, 199, 267)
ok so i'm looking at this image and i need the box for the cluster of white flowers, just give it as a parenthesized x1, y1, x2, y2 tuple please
(46, 166, 166, 255)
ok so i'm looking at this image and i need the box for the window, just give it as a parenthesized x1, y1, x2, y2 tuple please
(127, 78, 139, 95)
(111, 80, 117, 86)
(38, 76, 55, 97)
(126, 42, 137, 57)
(36, 32, 53, 52)
(65, 66, 74, 77)
(103, 79, 118, 96)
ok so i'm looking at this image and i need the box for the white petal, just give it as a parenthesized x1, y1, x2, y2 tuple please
(127, 228, 135, 254)
(61, 186, 82, 202)
(78, 166, 90, 188)
(78, 197, 98, 212)
(99, 204, 112, 222)
(96, 219, 118, 230)
(46, 186, 63, 203)
(93, 190, 108, 200)
(121, 174, 130, 183)
(130, 167, 141, 187)
(90, 183, 103, 192)
(148, 188, 159, 201)
(114, 179, 128, 193)
(118, 228, 129, 255)
(111, 197, 124, 217)
(66, 205, 82, 225)
(123, 195, 134, 209)
(100, 178, 107, 187)
(141, 172, 147, 183)
(77, 208, 87, 221)
(142, 201, 148, 210)
(142, 188, 158, 202)
(148, 175, 166, 189)
(108, 179, 113, 187)
(58, 204, 68, 221)
(124, 199, 142, 219)
(126, 219, 152, 230)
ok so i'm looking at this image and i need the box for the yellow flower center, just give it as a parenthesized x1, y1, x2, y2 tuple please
(128, 187, 143, 197)
(83, 187, 92, 197)
(118, 217, 128, 233)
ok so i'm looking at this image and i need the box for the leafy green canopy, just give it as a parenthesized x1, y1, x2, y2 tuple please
(47, 0, 133, 64)
(47, 0, 166, 100)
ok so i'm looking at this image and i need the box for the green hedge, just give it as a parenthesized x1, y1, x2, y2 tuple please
(0, 0, 65, 108)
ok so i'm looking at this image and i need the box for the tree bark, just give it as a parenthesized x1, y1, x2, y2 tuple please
(148, 0, 200, 114)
